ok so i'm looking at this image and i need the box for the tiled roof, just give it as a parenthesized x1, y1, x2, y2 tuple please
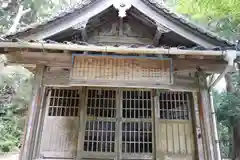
(3, 0, 235, 47)
(144, 0, 234, 47)
(0, 38, 233, 52)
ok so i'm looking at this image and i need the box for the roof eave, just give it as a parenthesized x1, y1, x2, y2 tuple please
(142, 0, 234, 47)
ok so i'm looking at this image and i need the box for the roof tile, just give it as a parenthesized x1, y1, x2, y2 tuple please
(3, 0, 236, 48)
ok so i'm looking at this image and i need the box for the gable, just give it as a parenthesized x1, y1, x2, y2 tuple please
(46, 6, 199, 48)
(5, 0, 234, 49)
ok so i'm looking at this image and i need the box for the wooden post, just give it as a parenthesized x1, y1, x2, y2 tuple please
(19, 64, 45, 160)
(153, 90, 161, 160)
(116, 88, 122, 160)
(32, 87, 47, 158)
(77, 87, 86, 159)
(192, 92, 206, 160)
(197, 72, 215, 160)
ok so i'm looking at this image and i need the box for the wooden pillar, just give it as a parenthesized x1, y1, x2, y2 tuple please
(20, 64, 45, 160)
(192, 92, 206, 160)
(77, 87, 87, 159)
(197, 72, 215, 160)
(32, 86, 47, 158)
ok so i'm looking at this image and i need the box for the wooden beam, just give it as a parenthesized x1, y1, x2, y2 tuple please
(20, 64, 45, 160)
(6, 51, 226, 74)
(8, 63, 36, 68)
(173, 59, 227, 73)
(6, 51, 71, 66)
(69, 79, 198, 91)
(0, 42, 227, 56)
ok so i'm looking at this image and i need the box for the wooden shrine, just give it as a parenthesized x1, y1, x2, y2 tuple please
(0, 0, 239, 160)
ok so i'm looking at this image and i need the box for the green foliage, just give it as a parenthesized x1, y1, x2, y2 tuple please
(0, 65, 33, 152)
(167, 0, 240, 41)
(211, 73, 240, 158)
(216, 73, 240, 124)
(0, 0, 74, 34)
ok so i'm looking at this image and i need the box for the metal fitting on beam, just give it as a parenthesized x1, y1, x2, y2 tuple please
(209, 50, 237, 90)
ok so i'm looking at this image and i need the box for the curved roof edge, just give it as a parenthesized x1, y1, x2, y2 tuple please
(3, 0, 235, 48)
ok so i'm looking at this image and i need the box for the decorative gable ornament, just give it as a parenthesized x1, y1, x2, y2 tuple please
(113, 0, 132, 17)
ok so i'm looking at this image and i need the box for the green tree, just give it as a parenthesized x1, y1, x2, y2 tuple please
(0, 64, 33, 152)
(211, 73, 240, 159)
(0, 0, 74, 35)
(166, 0, 240, 41)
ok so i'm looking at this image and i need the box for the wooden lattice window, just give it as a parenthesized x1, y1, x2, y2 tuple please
(86, 89, 116, 118)
(84, 121, 116, 152)
(122, 90, 153, 154)
(159, 92, 191, 120)
(84, 89, 116, 153)
(48, 88, 80, 117)
(122, 122, 152, 153)
(122, 90, 152, 119)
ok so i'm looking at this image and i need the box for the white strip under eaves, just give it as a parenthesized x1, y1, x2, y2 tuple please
(0, 41, 230, 56)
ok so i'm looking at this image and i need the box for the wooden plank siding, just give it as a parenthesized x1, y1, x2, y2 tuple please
(39, 88, 82, 159)
(155, 92, 195, 160)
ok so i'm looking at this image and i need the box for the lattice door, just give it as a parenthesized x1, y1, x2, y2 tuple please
(155, 92, 195, 160)
(81, 88, 154, 160)
(120, 89, 154, 160)
(40, 88, 81, 159)
(82, 88, 117, 159)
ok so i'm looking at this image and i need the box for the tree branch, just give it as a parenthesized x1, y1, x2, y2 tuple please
(6, 5, 31, 35)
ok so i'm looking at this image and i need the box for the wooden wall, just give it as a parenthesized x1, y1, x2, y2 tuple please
(43, 67, 70, 85)
(39, 88, 81, 159)
(156, 121, 194, 160)
(155, 92, 195, 160)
